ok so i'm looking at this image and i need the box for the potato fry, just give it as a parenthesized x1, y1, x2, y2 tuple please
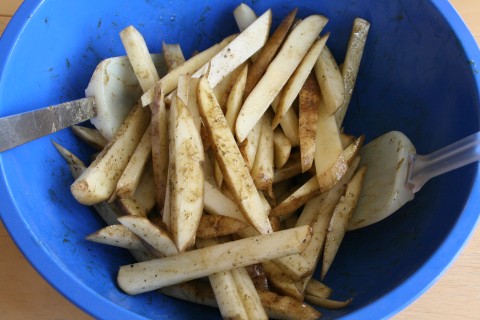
(196, 215, 248, 239)
(86, 224, 146, 251)
(141, 34, 236, 105)
(314, 45, 345, 115)
(117, 225, 312, 294)
(244, 8, 298, 96)
(270, 176, 322, 219)
(71, 103, 151, 205)
(273, 34, 328, 128)
(169, 94, 205, 252)
(273, 128, 292, 169)
(322, 165, 366, 279)
(299, 72, 321, 173)
(336, 18, 370, 126)
(162, 42, 185, 71)
(251, 111, 274, 197)
(120, 26, 160, 92)
(262, 260, 304, 301)
(235, 15, 328, 142)
(197, 76, 272, 234)
(71, 125, 107, 151)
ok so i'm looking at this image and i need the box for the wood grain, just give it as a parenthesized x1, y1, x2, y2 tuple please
(1, 0, 479, 319)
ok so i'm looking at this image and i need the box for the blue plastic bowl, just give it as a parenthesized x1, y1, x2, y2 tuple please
(1, 0, 479, 319)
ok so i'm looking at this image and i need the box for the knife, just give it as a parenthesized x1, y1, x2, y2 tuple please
(0, 97, 96, 152)
(0, 54, 166, 153)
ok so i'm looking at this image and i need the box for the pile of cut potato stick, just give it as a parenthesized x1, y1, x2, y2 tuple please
(55, 3, 370, 319)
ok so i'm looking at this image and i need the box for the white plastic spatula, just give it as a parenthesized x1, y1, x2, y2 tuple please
(348, 130, 480, 230)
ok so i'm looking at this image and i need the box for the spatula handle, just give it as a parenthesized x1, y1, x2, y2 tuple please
(407, 131, 480, 192)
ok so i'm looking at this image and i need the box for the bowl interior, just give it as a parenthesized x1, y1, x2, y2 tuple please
(1, 0, 479, 319)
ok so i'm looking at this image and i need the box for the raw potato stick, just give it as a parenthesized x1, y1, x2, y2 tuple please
(233, 3, 258, 32)
(197, 76, 272, 234)
(141, 34, 236, 105)
(71, 125, 107, 151)
(113, 123, 152, 200)
(169, 94, 205, 252)
(305, 278, 333, 299)
(271, 97, 300, 146)
(162, 42, 185, 71)
(273, 34, 329, 128)
(251, 111, 274, 197)
(259, 291, 322, 320)
(235, 15, 328, 142)
(274, 158, 360, 280)
(118, 215, 179, 257)
(270, 176, 322, 219)
(160, 280, 320, 320)
(195, 238, 250, 320)
(203, 181, 246, 222)
(120, 26, 160, 92)
(262, 260, 304, 301)
(243, 8, 298, 97)
(86, 224, 147, 251)
(192, 10, 272, 88)
(225, 64, 249, 134)
(314, 45, 345, 115)
(70, 103, 151, 205)
(336, 18, 370, 126)
(305, 295, 353, 310)
(117, 225, 312, 294)
(299, 72, 321, 173)
(314, 94, 344, 192)
(238, 119, 263, 170)
(273, 127, 292, 169)
(230, 267, 268, 320)
(151, 86, 169, 209)
(196, 214, 247, 239)
(322, 165, 367, 279)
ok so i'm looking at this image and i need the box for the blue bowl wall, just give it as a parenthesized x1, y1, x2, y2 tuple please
(1, 0, 479, 319)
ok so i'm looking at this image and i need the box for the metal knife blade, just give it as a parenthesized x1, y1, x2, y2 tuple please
(0, 96, 96, 152)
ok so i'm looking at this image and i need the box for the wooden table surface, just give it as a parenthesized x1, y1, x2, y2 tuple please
(1, 1, 480, 319)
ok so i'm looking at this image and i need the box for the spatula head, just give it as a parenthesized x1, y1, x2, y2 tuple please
(348, 131, 416, 230)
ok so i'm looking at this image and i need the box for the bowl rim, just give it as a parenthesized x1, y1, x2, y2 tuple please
(1, 0, 480, 319)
